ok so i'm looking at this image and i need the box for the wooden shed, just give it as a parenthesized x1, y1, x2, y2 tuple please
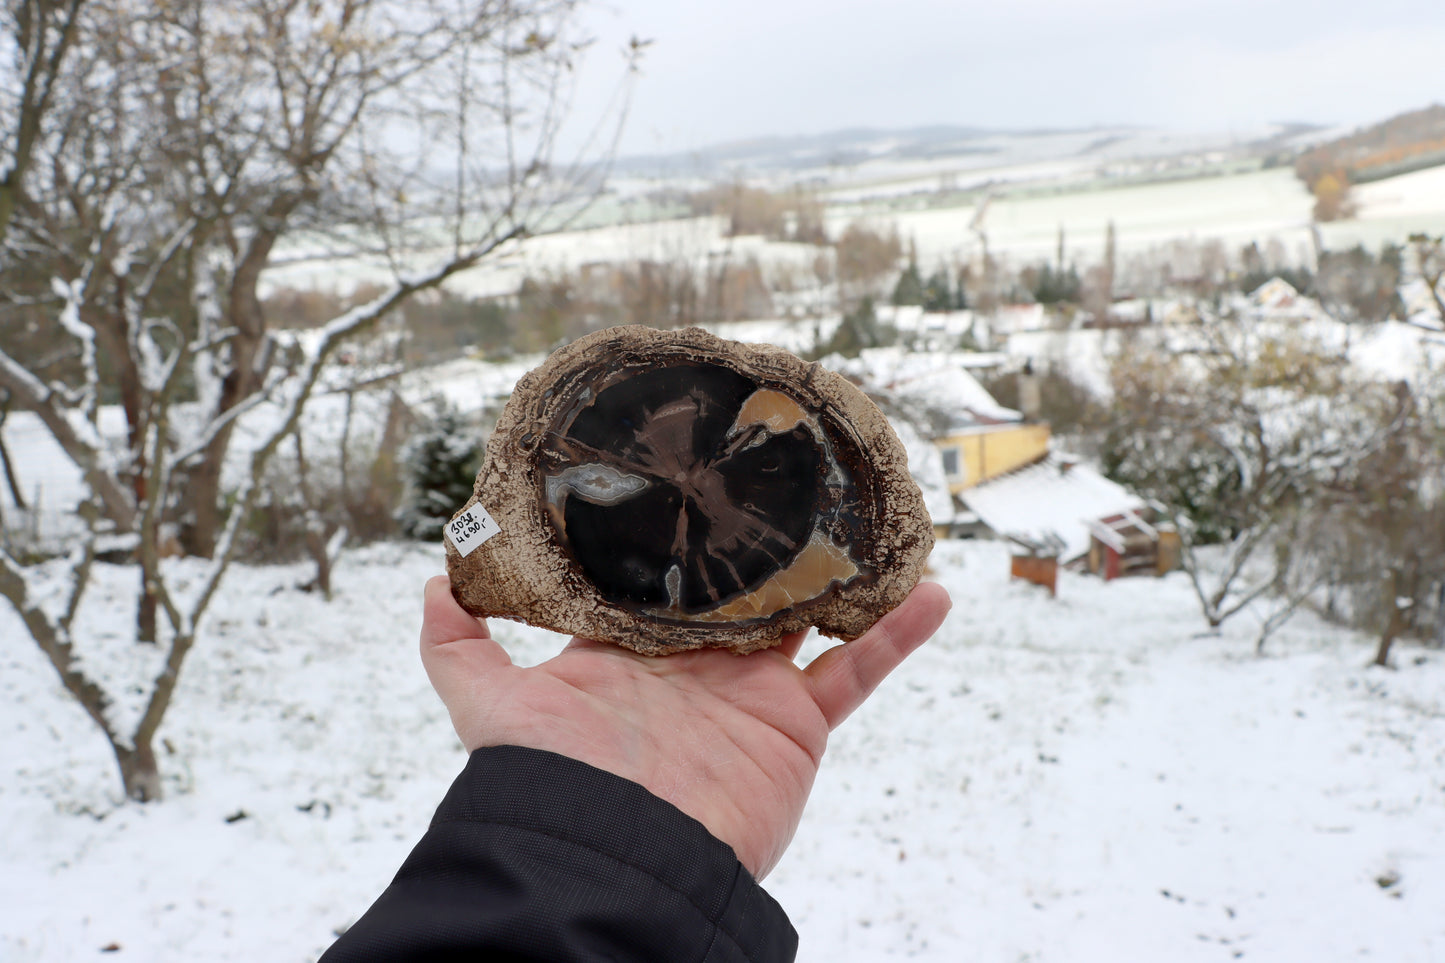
(1084, 510, 1181, 580)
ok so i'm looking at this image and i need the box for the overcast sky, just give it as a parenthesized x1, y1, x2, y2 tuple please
(562, 0, 1445, 158)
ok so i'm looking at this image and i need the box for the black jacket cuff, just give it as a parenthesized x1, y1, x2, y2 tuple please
(321, 744, 798, 962)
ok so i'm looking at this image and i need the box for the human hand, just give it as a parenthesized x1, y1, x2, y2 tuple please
(419, 575, 952, 879)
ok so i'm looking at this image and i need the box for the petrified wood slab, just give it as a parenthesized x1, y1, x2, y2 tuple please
(445, 325, 934, 655)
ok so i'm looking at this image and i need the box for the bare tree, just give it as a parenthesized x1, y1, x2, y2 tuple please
(1332, 378, 1445, 666)
(1103, 316, 1389, 649)
(834, 219, 902, 308)
(1082, 220, 1115, 323)
(1407, 233, 1445, 321)
(0, 0, 88, 238)
(0, 0, 633, 800)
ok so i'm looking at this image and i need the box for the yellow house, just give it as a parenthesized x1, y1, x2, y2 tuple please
(934, 422, 1052, 494)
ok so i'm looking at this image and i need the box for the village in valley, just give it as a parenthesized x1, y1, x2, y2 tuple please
(2, 8, 1444, 954)
(227, 108, 1445, 650)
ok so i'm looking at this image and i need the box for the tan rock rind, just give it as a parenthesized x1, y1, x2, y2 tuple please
(445, 325, 934, 655)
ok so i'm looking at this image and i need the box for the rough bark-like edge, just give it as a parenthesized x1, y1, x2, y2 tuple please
(445, 325, 933, 655)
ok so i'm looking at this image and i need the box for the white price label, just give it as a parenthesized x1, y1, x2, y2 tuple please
(446, 503, 501, 557)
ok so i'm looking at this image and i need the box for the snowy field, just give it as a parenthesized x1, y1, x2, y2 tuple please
(850, 164, 1445, 272)
(4, 540, 1443, 961)
(256, 160, 1445, 307)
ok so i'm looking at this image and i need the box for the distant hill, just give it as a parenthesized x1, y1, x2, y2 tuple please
(609, 122, 1305, 182)
(1296, 104, 1445, 185)
(611, 124, 1021, 175)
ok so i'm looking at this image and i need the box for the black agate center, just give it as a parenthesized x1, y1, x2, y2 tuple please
(448, 324, 935, 655)
(540, 363, 843, 618)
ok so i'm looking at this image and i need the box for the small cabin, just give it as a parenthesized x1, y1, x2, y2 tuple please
(1085, 510, 1181, 580)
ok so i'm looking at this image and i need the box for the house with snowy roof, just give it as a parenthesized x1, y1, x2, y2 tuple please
(922, 366, 1175, 588)
(1242, 277, 1325, 323)
(823, 346, 1171, 586)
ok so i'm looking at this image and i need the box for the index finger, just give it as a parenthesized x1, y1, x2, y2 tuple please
(803, 582, 951, 730)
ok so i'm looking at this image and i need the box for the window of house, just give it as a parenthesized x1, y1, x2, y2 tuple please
(940, 446, 961, 480)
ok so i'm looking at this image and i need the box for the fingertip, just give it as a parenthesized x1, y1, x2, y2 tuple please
(908, 580, 953, 631)
(917, 578, 952, 607)
(423, 574, 452, 613)
(880, 582, 951, 660)
(423, 574, 455, 607)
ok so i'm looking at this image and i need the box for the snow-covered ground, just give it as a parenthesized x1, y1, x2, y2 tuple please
(4, 540, 1443, 961)
(1005, 312, 1445, 403)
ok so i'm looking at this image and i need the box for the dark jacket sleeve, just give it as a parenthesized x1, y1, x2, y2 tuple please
(319, 745, 798, 962)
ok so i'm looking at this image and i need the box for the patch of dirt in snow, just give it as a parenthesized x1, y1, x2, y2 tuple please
(2, 540, 1443, 961)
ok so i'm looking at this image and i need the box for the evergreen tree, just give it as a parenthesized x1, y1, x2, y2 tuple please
(826, 296, 893, 358)
(922, 268, 953, 312)
(1031, 262, 1081, 304)
(397, 407, 483, 541)
(891, 261, 924, 306)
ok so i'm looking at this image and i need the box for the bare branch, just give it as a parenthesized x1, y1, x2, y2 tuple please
(0, 347, 136, 531)
(0, 0, 89, 239)
(49, 275, 98, 419)
(0, 544, 120, 745)
(186, 222, 525, 627)
(58, 529, 97, 632)
(2, 0, 621, 802)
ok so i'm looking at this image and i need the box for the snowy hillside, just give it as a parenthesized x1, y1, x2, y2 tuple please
(255, 142, 1445, 308)
(3, 541, 1442, 961)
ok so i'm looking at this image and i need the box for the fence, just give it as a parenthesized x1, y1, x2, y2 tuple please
(0, 497, 80, 559)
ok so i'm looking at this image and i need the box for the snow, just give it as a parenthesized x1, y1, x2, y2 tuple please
(254, 159, 1445, 312)
(1352, 163, 1445, 223)
(710, 317, 840, 356)
(1003, 309, 1445, 404)
(6, 137, 1445, 961)
(3, 541, 1443, 961)
(826, 346, 1020, 425)
(0, 353, 539, 549)
(1349, 320, 1445, 384)
(885, 416, 954, 526)
(960, 453, 1147, 562)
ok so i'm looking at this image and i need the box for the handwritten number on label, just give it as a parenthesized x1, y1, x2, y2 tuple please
(447, 503, 500, 557)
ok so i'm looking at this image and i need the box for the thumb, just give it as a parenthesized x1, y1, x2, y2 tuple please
(806, 581, 951, 730)
(419, 575, 513, 704)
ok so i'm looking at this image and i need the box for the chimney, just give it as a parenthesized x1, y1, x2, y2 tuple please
(1018, 358, 1042, 422)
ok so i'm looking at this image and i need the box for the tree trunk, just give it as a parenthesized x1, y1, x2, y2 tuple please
(115, 738, 163, 802)
(0, 410, 27, 510)
(182, 450, 226, 558)
(1374, 570, 1407, 668)
(178, 215, 287, 558)
(295, 432, 334, 600)
(137, 568, 157, 644)
(1374, 616, 1403, 668)
(302, 520, 333, 601)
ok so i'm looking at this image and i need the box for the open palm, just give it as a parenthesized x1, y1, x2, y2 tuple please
(419, 575, 952, 879)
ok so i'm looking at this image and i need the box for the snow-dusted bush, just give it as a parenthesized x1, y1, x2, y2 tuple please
(396, 407, 482, 542)
(1099, 317, 1407, 649)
